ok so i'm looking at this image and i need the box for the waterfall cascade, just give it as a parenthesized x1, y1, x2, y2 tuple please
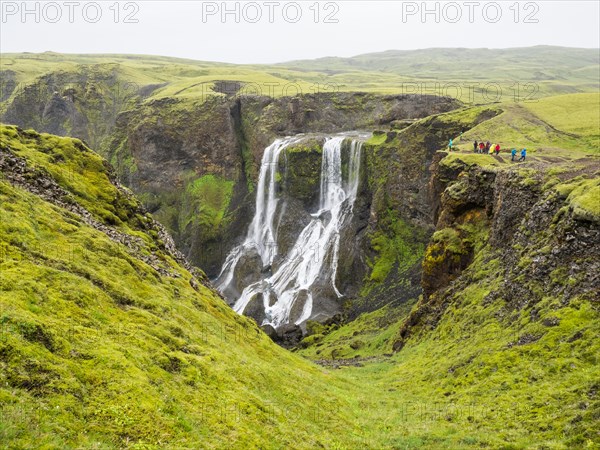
(215, 134, 364, 328)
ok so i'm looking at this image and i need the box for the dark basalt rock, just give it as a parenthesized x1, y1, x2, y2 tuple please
(260, 324, 277, 339)
(233, 249, 263, 295)
(288, 290, 310, 324)
(274, 323, 303, 348)
(242, 293, 266, 325)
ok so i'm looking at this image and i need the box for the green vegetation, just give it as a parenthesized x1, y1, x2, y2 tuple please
(299, 305, 410, 360)
(440, 152, 502, 170)
(525, 93, 600, 149)
(182, 174, 235, 238)
(367, 212, 426, 284)
(299, 161, 599, 449)
(12, 124, 595, 448)
(329, 281, 599, 448)
(1, 115, 599, 448)
(2, 47, 599, 113)
(280, 46, 599, 98)
(1, 48, 599, 447)
(0, 126, 143, 231)
(556, 177, 600, 222)
(453, 94, 600, 158)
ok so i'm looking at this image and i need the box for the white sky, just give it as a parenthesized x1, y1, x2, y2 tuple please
(1, 1, 599, 63)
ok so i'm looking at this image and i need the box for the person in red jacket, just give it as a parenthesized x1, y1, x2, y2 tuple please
(495, 144, 500, 155)
(479, 142, 485, 154)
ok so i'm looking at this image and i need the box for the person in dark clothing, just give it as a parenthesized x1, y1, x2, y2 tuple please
(474, 140, 478, 152)
(485, 141, 491, 153)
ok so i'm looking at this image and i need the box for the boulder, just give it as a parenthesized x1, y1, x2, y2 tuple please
(242, 292, 266, 325)
(233, 248, 263, 295)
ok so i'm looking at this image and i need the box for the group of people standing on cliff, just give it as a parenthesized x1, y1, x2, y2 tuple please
(472, 140, 501, 155)
(447, 139, 527, 162)
(469, 140, 527, 161)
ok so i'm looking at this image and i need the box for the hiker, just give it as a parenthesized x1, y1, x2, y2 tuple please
(448, 139, 453, 151)
(519, 148, 527, 162)
(485, 141, 491, 153)
(473, 140, 478, 153)
(479, 142, 485, 154)
(489, 144, 495, 155)
(495, 144, 501, 155)
(511, 148, 517, 161)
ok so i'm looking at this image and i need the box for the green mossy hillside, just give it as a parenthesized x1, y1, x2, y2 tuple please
(1, 126, 142, 232)
(299, 152, 599, 448)
(0, 125, 359, 449)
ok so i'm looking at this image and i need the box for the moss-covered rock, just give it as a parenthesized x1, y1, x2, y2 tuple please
(352, 106, 502, 318)
(280, 138, 324, 209)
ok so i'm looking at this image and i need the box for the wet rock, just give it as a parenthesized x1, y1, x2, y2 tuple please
(274, 323, 303, 348)
(279, 137, 324, 209)
(233, 248, 263, 295)
(288, 290, 310, 324)
(242, 293, 266, 325)
(261, 324, 277, 339)
(275, 198, 312, 259)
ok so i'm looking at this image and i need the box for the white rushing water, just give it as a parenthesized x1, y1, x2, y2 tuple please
(215, 135, 363, 328)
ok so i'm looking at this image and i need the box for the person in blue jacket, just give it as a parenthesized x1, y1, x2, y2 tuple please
(448, 139, 453, 151)
(519, 148, 527, 162)
(511, 148, 517, 161)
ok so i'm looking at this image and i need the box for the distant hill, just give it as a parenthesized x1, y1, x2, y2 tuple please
(277, 46, 600, 83)
(1, 46, 599, 104)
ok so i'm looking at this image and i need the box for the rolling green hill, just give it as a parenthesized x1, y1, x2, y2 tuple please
(2, 46, 599, 108)
(279, 46, 600, 83)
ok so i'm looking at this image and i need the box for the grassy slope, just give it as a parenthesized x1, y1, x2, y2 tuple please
(281, 46, 599, 80)
(278, 46, 600, 97)
(448, 93, 600, 157)
(2, 47, 599, 108)
(0, 125, 362, 449)
(1, 59, 598, 447)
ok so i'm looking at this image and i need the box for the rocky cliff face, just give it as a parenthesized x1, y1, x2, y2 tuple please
(100, 93, 460, 277)
(349, 107, 502, 319)
(1, 70, 466, 327)
(1, 66, 145, 150)
(394, 153, 600, 350)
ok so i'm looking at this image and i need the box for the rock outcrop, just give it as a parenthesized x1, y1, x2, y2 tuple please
(393, 153, 600, 350)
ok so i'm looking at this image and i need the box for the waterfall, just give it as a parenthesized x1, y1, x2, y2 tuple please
(215, 135, 363, 328)
(215, 136, 301, 291)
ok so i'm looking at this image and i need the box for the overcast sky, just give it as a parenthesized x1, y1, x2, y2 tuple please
(1, 1, 599, 63)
